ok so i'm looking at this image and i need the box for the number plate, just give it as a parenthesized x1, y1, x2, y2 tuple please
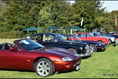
(75, 65, 80, 71)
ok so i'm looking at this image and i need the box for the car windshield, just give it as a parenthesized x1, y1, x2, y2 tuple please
(90, 32, 99, 36)
(88, 33, 95, 37)
(18, 39, 44, 50)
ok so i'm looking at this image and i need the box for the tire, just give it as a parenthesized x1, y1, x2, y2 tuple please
(68, 48, 79, 56)
(34, 58, 55, 76)
(109, 39, 112, 44)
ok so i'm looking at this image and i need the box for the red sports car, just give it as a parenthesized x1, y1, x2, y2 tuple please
(0, 39, 81, 76)
(74, 33, 110, 44)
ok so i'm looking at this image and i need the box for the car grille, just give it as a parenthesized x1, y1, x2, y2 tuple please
(89, 45, 94, 53)
(76, 44, 92, 56)
(83, 45, 92, 54)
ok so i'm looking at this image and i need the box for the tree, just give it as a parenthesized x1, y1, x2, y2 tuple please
(72, 0, 105, 31)
(39, 7, 54, 27)
(0, 0, 113, 38)
(112, 10, 118, 31)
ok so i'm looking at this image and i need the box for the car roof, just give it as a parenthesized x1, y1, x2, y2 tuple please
(74, 32, 89, 35)
(32, 33, 59, 35)
(62, 34, 75, 36)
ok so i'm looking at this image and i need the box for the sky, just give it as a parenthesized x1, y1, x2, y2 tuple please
(69, 1, 118, 12)
(101, 1, 118, 12)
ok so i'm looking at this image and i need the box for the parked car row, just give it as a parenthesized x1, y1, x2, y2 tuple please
(29, 33, 95, 57)
(0, 32, 117, 77)
(62, 34, 106, 51)
(29, 32, 118, 56)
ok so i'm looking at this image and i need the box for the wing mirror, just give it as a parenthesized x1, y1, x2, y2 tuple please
(10, 47, 17, 51)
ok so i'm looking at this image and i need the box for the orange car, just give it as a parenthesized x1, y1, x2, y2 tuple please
(74, 32, 110, 44)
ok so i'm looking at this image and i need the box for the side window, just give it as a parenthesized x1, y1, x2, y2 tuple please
(85, 34, 88, 37)
(63, 36, 68, 40)
(4, 44, 10, 50)
(3, 43, 12, 50)
(78, 34, 81, 37)
(86, 34, 90, 37)
(31, 35, 43, 42)
(81, 34, 84, 37)
(90, 33, 94, 37)
(43, 34, 54, 42)
(80, 34, 86, 37)
(0, 43, 15, 50)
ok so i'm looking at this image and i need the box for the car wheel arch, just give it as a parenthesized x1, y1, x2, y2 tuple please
(108, 39, 112, 43)
(33, 57, 54, 69)
(33, 57, 52, 65)
(98, 40, 103, 43)
(68, 48, 78, 53)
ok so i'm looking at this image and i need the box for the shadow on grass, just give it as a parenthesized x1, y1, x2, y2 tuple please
(0, 68, 81, 77)
(112, 44, 118, 47)
(56, 68, 80, 75)
(81, 55, 92, 59)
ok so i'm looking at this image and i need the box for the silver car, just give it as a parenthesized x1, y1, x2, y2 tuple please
(90, 32, 115, 43)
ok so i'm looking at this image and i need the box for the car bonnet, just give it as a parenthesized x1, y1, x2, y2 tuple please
(37, 47, 79, 59)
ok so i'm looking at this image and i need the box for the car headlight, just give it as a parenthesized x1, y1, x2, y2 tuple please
(96, 44, 101, 46)
(99, 44, 102, 46)
(79, 47, 83, 50)
(62, 57, 73, 61)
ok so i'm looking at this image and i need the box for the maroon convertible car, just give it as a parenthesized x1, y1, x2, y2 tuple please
(0, 39, 81, 76)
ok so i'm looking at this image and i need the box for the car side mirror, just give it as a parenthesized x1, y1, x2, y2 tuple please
(10, 47, 17, 51)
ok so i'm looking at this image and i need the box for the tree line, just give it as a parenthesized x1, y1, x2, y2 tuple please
(0, 0, 117, 38)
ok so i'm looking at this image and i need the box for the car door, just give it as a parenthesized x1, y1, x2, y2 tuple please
(0, 44, 25, 69)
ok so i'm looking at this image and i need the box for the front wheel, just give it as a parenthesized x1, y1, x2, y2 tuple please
(109, 39, 112, 44)
(34, 58, 55, 76)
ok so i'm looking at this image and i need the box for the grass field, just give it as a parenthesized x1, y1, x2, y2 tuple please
(0, 39, 118, 78)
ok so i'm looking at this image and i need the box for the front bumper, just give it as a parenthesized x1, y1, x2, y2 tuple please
(96, 45, 106, 51)
(76, 45, 93, 57)
(77, 52, 92, 57)
(54, 59, 81, 72)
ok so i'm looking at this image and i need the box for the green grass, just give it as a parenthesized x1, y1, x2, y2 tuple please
(0, 39, 118, 78)
(0, 39, 17, 43)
